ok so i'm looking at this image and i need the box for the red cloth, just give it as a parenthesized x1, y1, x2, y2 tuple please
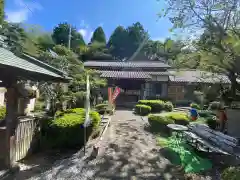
(191, 116, 197, 121)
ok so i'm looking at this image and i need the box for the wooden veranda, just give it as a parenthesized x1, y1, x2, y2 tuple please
(0, 48, 70, 169)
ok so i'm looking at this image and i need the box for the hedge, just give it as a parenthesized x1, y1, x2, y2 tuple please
(135, 104, 151, 116)
(0, 106, 6, 120)
(148, 112, 190, 132)
(43, 108, 101, 149)
(138, 100, 173, 113)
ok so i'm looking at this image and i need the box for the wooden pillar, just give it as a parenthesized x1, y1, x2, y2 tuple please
(5, 80, 18, 168)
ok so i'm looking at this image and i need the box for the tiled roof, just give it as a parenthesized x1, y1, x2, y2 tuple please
(0, 48, 69, 81)
(169, 70, 230, 84)
(84, 61, 170, 68)
(148, 71, 171, 76)
(99, 71, 152, 79)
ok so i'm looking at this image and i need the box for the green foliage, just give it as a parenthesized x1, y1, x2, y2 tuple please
(165, 112, 189, 122)
(34, 100, 45, 112)
(1, 22, 27, 55)
(148, 114, 174, 125)
(107, 22, 149, 60)
(138, 100, 165, 113)
(135, 104, 151, 116)
(198, 110, 215, 118)
(209, 101, 221, 110)
(52, 22, 85, 51)
(206, 118, 217, 130)
(221, 166, 240, 180)
(0, 0, 4, 25)
(90, 27, 107, 44)
(0, 106, 6, 120)
(107, 26, 129, 59)
(174, 100, 192, 107)
(164, 101, 174, 112)
(43, 108, 100, 148)
(190, 103, 201, 110)
(95, 103, 113, 115)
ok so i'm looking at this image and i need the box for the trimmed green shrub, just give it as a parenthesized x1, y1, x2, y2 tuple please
(174, 100, 192, 107)
(148, 114, 174, 134)
(198, 110, 215, 118)
(43, 108, 100, 149)
(148, 114, 174, 125)
(164, 101, 174, 112)
(95, 103, 113, 115)
(221, 167, 240, 180)
(138, 100, 165, 113)
(135, 104, 151, 116)
(95, 103, 108, 110)
(165, 112, 190, 125)
(190, 103, 201, 110)
(209, 101, 221, 110)
(206, 118, 217, 130)
(0, 106, 6, 120)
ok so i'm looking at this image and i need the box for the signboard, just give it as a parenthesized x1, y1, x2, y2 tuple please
(112, 87, 121, 102)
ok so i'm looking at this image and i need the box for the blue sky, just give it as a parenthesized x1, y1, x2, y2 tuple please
(5, 0, 174, 43)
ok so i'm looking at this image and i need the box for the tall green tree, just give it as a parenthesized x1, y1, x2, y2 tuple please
(0, 0, 4, 25)
(90, 26, 106, 44)
(1, 23, 27, 55)
(126, 22, 149, 60)
(52, 22, 85, 51)
(107, 26, 129, 60)
(163, 0, 240, 98)
(108, 22, 149, 60)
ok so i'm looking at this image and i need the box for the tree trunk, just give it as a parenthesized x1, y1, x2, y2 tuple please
(228, 71, 237, 99)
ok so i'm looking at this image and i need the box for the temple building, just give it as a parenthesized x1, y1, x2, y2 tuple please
(84, 61, 230, 107)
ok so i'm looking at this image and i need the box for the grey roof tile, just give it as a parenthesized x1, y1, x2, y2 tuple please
(99, 70, 151, 79)
(84, 61, 170, 68)
(0, 48, 69, 80)
(169, 70, 230, 84)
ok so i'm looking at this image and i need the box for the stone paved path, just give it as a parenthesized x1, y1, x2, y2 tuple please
(12, 110, 185, 180)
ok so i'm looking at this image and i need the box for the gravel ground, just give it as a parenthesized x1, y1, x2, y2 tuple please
(10, 110, 214, 180)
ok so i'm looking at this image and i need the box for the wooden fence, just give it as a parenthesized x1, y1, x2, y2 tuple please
(13, 116, 41, 162)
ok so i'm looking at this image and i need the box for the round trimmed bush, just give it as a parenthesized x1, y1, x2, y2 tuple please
(164, 101, 174, 112)
(138, 100, 165, 113)
(166, 112, 190, 125)
(190, 103, 201, 110)
(44, 108, 101, 149)
(135, 104, 151, 116)
(148, 114, 174, 134)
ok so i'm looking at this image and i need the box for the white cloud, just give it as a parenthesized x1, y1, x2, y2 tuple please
(78, 20, 94, 43)
(6, 0, 42, 23)
(78, 29, 87, 37)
